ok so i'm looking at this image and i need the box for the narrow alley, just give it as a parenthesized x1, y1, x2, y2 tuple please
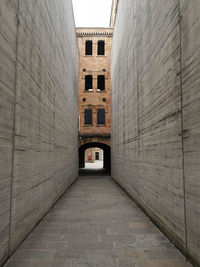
(5, 172, 191, 267)
(1, 0, 200, 266)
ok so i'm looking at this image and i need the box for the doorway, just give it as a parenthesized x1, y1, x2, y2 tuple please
(95, 152, 99, 160)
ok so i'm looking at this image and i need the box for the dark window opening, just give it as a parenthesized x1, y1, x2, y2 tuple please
(85, 75, 93, 91)
(97, 75, 105, 91)
(82, 98, 86, 102)
(97, 109, 105, 125)
(84, 109, 92, 125)
(102, 98, 106, 102)
(95, 152, 99, 160)
(98, 41, 105, 55)
(85, 41, 92, 55)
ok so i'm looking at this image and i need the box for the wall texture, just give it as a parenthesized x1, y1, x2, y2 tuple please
(0, 0, 78, 265)
(111, 0, 200, 266)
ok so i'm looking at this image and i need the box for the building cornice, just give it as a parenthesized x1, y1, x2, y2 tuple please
(79, 133, 111, 139)
(76, 32, 113, 37)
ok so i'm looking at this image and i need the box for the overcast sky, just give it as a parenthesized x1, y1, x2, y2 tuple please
(72, 0, 113, 27)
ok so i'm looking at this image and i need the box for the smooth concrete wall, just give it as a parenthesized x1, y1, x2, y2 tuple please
(111, 0, 200, 266)
(0, 0, 78, 265)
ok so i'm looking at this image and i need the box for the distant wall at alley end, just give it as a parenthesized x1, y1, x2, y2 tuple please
(0, 0, 78, 265)
(111, 1, 200, 266)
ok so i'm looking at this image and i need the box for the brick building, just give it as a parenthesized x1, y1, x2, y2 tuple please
(76, 28, 113, 168)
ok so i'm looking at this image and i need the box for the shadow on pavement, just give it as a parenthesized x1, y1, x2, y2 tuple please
(79, 168, 111, 178)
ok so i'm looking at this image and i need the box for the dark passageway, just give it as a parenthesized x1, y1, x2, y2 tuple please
(79, 142, 111, 172)
(79, 167, 110, 177)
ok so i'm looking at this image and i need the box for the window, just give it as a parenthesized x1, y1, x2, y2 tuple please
(98, 41, 105, 55)
(85, 41, 92, 55)
(97, 109, 105, 125)
(85, 75, 93, 91)
(84, 109, 92, 125)
(97, 75, 105, 91)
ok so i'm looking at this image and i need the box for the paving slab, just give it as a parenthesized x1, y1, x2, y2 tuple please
(5, 174, 192, 267)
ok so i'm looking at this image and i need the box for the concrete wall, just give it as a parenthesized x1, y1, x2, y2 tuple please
(181, 1, 200, 265)
(0, 0, 78, 265)
(111, 0, 200, 266)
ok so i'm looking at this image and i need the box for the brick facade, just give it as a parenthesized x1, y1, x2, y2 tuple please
(77, 28, 113, 150)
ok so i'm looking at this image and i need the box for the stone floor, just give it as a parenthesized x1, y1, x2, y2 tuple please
(5, 171, 192, 267)
(85, 160, 103, 169)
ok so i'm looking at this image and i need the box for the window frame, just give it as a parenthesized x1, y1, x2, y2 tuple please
(97, 108, 105, 125)
(97, 75, 105, 91)
(85, 75, 93, 91)
(85, 40, 93, 56)
(97, 40, 105, 55)
(84, 109, 93, 125)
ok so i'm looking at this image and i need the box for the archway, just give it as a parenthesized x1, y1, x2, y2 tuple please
(79, 142, 111, 172)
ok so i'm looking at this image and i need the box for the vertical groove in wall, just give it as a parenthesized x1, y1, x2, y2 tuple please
(52, 81, 56, 204)
(8, 0, 20, 256)
(136, 71, 140, 158)
(178, 0, 188, 259)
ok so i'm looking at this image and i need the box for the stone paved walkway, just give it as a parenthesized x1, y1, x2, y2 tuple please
(5, 173, 192, 267)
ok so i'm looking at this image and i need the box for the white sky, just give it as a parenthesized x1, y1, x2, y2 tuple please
(72, 0, 113, 27)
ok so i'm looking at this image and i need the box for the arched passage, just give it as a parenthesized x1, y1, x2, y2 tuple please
(79, 142, 111, 171)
